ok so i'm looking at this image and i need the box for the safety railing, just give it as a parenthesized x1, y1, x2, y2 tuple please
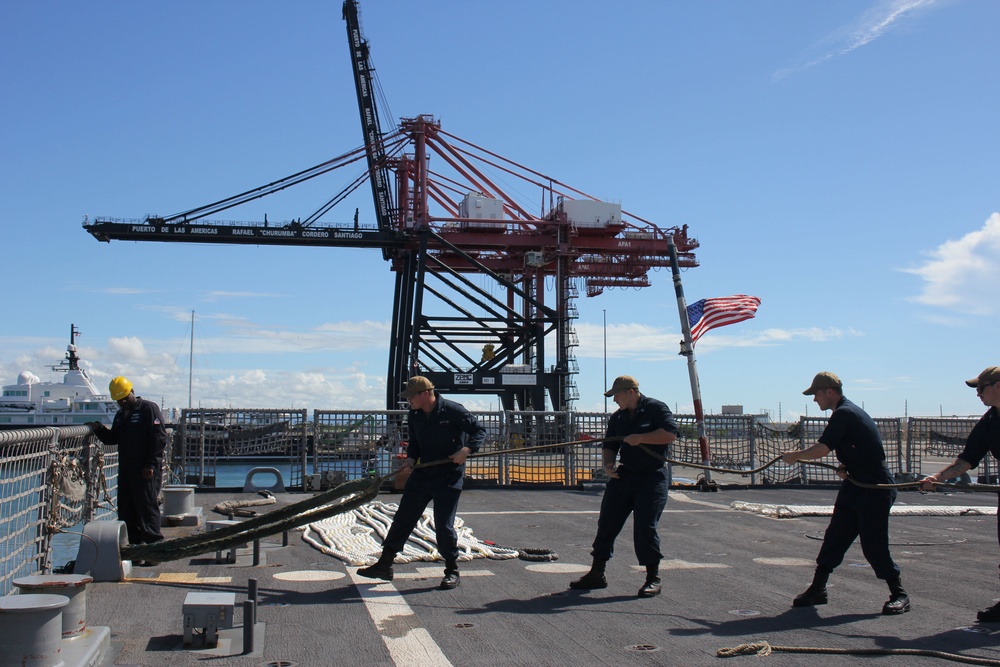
(906, 417, 995, 483)
(0, 426, 118, 597)
(163, 408, 998, 490)
(174, 408, 308, 488)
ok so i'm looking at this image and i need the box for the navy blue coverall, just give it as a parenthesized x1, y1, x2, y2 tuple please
(814, 396, 900, 580)
(956, 407, 1000, 579)
(381, 393, 486, 562)
(95, 396, 168, 545)
(591, 394, 679, 566)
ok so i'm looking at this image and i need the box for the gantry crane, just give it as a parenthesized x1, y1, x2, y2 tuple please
(84, 0, 699, 412)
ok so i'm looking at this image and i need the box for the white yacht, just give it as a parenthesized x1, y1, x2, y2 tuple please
(0, 325, 118, 427)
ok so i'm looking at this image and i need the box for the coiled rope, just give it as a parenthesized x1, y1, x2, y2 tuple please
(302, 500, 521, 566)
(718, 640, 1000, 665)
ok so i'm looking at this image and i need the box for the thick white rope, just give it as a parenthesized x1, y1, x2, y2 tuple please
(303, 500, 520, 566)
(732, 501, 997, 518)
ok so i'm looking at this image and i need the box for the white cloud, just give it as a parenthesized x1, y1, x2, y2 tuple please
(774, 0, 944, 79)
(106, 336, 150, 363)
(574, 322, 857, 359)
(903, 213, 1000, 316)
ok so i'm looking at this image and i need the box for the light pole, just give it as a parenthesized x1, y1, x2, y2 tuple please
(603, 309, 608, 413)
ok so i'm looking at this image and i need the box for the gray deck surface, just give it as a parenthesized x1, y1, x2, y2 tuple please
(84, 483, 1000, 666)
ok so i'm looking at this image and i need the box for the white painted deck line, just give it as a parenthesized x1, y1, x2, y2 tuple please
(349, 569, 454, 667)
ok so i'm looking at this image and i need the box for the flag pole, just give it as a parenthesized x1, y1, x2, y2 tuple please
(666, 234, 712, 483)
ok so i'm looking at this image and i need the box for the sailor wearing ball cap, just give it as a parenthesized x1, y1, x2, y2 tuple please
(921, 366, 1000, 623)
(781, 372, 908, 615)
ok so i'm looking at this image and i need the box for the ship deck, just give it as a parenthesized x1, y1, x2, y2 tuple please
(81, 484, 1000, 666)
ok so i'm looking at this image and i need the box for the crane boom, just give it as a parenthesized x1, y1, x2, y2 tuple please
(343, 0, 395, 254)
(84, 218, 402, 249)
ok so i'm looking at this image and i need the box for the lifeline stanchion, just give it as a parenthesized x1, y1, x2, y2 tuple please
(247, 578, 258, 625)
(242, 600, 255, 655)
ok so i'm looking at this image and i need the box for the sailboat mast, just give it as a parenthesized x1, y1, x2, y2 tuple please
(188, 310, 194, 409)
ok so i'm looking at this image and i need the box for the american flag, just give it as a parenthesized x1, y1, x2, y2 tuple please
(687, 295, 761, 345)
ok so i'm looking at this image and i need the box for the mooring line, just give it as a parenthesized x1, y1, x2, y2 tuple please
(717, 640, 1000, 665)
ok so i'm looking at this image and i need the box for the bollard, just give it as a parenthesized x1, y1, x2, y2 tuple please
(161, 484, 196, 515)
(13, 574, 93, 638)
(0, 593, 69, 667)
(253, 539, 260, 566)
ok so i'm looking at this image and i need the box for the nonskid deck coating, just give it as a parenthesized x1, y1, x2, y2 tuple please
(81, 485, 1000, 666)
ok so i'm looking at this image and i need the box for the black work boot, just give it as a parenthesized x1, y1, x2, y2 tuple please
(358, 553, 395, 581)
(638, 562, 661, 598)
(882, 577, 910, 615)
(440, 560, 460, 590)
(793, 566, 830, 607)
(977, 601, 1000, 622)
(570, 557, 608, 590)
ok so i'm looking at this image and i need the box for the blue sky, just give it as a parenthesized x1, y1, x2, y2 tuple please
(2, 0, 997, 421)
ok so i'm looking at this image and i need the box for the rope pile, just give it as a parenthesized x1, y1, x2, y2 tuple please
(302, 501, 520, 566)
(212, 491, 278, 517)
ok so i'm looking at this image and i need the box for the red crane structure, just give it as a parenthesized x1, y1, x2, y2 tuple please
(84, 0, 699, 412)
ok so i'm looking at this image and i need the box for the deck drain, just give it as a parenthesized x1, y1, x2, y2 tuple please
(259, 662, 299, 667)
(626, 644, 660, 652)
(260, 602, 289, 607)
(728, 609, 761, 617)
(453, 622, 476, 629)
(959, 626, 991, 634)
(549, 592, 568, 597)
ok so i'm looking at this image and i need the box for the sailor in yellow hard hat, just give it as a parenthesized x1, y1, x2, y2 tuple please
(90, 376, 168, 552)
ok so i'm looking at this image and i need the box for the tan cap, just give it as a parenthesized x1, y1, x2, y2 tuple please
(965, 366, 1000, 388)
(803, 371, 842, 396)
(399, 376, 435, 399)
(604, 375, 639, 397)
